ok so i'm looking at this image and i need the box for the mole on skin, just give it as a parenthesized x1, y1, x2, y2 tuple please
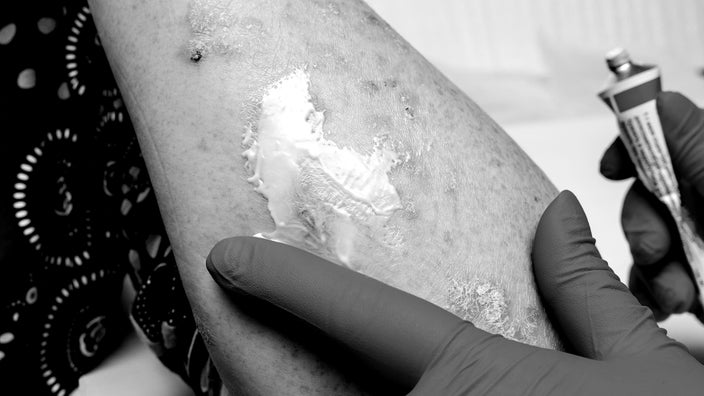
(186, 0, 266, 62)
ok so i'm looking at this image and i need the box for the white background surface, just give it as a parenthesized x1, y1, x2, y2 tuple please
(80, 1, 704, 393)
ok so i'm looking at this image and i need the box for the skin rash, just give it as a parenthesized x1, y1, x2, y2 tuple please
(87, 0, 562, 393)
(239, 68, 537, 344)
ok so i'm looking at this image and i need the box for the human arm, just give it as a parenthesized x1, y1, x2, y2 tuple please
(600, 92, 704, 322)
(87, 0, 561, 393)
(207, 191, 704, 395)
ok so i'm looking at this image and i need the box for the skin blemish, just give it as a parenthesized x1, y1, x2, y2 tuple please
(525, 306, 539, 330)
(362, 11, 391, 31)
(190, 48, 203, 62)
(327, 2, 341, 16)
(197, 137, 209, 152)
(489, 157, 503, 168)
(383, 229, 404, 248)
(375, 53, 390, 67)
(360, 78, 399, 95)
(313, 1, 341, 17)
(187, 0, 234, 60)
(442, 231, 454, 247)
(447, 278, 544, 345)
(358, 8, 408, 53)
(360, 80, 380, 94)
(318, 50, 350, 73)
(444, 171, 458, 193)
(400, 94, 416, 119)
(401, 200, 418, 220)
(382, 79, 397, 89)
(447, 278, 510, 335)
(506, 306, 540, 344)
(241, 17, 264, 31)
(186, 0, 266, 62)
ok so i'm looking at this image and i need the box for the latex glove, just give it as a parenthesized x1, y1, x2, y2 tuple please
(207, 191, 704, 395)
(600, 92, 704, 322)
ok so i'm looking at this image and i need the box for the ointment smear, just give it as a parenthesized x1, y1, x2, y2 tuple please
(242, 70, 402, 265)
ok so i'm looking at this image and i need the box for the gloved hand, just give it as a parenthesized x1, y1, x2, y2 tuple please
(207, 191, 704, 395)
(600, 92, 704, 322)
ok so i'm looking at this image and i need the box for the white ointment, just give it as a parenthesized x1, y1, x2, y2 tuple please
(242, 70, 403, 265)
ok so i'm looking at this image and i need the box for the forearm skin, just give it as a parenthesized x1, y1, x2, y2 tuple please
(89, 0, 561, 394)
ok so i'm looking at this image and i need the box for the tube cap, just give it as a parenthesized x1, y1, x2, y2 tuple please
(606, 48, 631, 70)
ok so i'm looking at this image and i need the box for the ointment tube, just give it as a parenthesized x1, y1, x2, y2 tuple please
(599, 48, 704, 309)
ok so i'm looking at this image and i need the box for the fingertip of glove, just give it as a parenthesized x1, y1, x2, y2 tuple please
(599, 142, 621, 180)
(206, 236, 257, 290)
(599, 138, 636, 180)
(532, 190, 594, 278)
(552, 189, 580, 210)
(536, 190, 587, 238)
(652, 263, 697, 314)
(599, 157, 617, 179)
(656, 91, 689, 116)
(656, 91, 699, 136)
(628, 236, 669, 266)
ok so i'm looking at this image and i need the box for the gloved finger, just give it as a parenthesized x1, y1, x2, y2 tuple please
(600, 137, 637, 180)
(621, 181, 672, 266)
(629, 265, 670, 322)
(409, 323, 596, 396)
(206, 236, 464, 390)
(532, 190, 680, 359)
(658, 91, 704, 196)
(650, 260, 698, 315)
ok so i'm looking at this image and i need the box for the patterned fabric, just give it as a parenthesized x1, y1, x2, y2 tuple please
(0, 1, 220, 395)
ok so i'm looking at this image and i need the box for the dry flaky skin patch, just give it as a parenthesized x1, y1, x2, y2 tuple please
(447, 278, 539, 345)
(187, 0, 266, 61)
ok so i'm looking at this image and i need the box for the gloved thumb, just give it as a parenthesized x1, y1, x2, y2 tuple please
(206, 236, 464, 391)
(532, 191, 683, 359)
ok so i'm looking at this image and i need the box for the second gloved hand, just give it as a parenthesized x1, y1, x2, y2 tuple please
(600, 91, 704, 321)
(207, 191, 704, 395)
